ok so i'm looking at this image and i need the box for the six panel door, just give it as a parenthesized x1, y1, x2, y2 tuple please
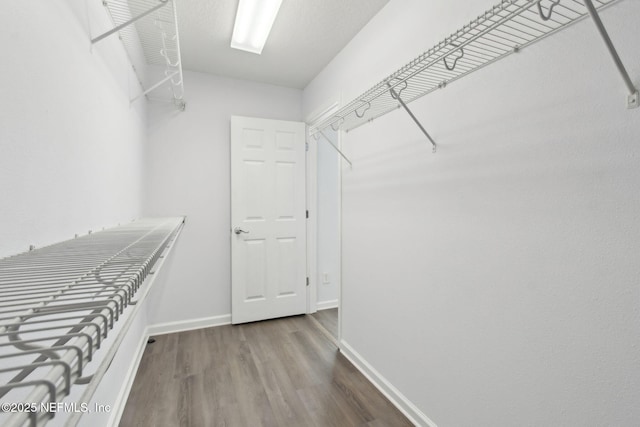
(230, 116, 307, 324)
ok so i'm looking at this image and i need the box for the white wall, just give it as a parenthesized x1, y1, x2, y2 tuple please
(143, 70, 302, 324)
(304, 1, 640, 426)
(316, 128, 341, 306)
(0, 0, 147, 258)
(0, 0, 152, 424)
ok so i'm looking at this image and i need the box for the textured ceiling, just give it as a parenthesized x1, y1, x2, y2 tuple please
(175, 0, 390, 89)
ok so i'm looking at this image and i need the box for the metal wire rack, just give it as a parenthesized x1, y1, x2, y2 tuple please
(0, 217, 184, 427)
(309, 0, 637, 151)
(93, 0, 185, 109)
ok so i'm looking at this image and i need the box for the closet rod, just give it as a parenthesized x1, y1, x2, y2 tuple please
(582, 0, 639, 108)
(91, 0, 169, 45)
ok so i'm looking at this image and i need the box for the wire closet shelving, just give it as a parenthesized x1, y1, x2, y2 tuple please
(92, 0, 186, 109)
(309, 0, 638, 155)
(0, 217, 184, 427)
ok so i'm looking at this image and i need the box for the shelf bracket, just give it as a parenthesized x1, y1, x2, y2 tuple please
(537, 0, 561, 21)
(387, 82, 437, 153)
(130, 70, 179, 104)
(443, 44, 465, 71)
(582, 0, 639, 109)
(330, 116, 345, 132)
(354, 100, 371, 118)
(317, 130, 353, 167)
(91, 0, 169, 45)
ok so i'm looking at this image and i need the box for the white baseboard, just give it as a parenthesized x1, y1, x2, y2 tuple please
(317, 299, 339, 310)
(106, 330, 149, 427)
(146, 314, 232, 336)
(339, 340, 438, 427)
(108, 314, 231, 426)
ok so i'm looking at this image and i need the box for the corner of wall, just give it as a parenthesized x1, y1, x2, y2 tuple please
(339, 340, 438, 427)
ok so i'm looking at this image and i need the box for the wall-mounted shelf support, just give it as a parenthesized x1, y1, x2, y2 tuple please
(308, 0, 636, 155)
(317, 130, 353, 167)
(91, 0, 168, 45)
(130, 70, 178, 103)
(582, 0, 639, 109)
(91, 0, 185, 109)
(387, 82, 437, 153)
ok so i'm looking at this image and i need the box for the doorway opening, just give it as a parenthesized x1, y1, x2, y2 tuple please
(307, 113, 342, 343)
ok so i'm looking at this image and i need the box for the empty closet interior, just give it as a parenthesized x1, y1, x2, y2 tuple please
(2, 0, 639, 425)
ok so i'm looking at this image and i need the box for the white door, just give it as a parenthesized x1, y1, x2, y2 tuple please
(230, 116, 307, 324)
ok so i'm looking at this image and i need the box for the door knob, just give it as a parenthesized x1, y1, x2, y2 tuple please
(234, 227, 249, 235)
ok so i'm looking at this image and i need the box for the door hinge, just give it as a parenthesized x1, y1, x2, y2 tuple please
(306, 210, 309, 219)
(305, 142, 309, 152)
(306, 277, 310, 286)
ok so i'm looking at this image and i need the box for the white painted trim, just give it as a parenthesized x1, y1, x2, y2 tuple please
(108, 315, 232, 426)
(147, 314, 232, 336)
(337, 127, 343, 343)
(306, 126, 318, 314)
(305, 98, 341, 125)
(106, 329, 149, 427)
(317, 299, 339, 310)
(339, 340, 438, 427)
(306, 96, 342, 316)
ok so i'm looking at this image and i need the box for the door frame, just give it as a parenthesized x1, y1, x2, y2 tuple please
(305, 96, 343, 341)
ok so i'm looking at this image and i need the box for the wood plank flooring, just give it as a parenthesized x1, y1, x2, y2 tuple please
(310, 308, 338, 340)
(120, 315, 412, 427)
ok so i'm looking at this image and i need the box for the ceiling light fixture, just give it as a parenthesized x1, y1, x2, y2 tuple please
(230, 0, 283, 55)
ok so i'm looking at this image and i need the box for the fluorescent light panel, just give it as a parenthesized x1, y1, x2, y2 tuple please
(231, 0, 283, 54)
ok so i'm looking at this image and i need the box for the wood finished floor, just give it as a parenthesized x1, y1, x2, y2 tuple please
(120, 315, 412, 427)
(310, 308, 338, 341)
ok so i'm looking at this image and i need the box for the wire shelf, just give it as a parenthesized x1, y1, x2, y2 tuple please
(0, 218, 184, 427)
(100, 0, 185, 108)
(309, 0, 624, 136)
